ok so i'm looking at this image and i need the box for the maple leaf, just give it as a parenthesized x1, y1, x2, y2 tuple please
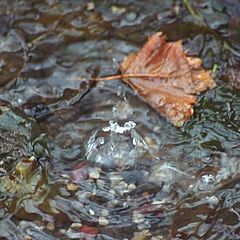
(120, 32, 216, 126)
(75, 32, 216, 126)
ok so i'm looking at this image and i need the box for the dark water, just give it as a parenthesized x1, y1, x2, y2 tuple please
(0, 0, 240, 239)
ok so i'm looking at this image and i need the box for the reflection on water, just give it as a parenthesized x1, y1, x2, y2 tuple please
(0, 0, 240, 239)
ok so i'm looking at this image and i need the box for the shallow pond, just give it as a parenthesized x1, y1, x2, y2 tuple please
(0, 0, 240, 239)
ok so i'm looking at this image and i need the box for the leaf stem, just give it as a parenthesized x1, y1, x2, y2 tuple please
(69, 73, 173, 82)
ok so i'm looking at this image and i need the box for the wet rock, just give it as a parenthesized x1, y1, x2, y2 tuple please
(0, 105, 45, 174)
(0, 105, 48, 227)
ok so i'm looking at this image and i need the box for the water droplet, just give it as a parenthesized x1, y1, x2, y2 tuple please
(124, 121, 136, 130)
(197, 173, 216, 191)
(85, 121, 148, 170)
(132, 137, 138, 146)
(102, 120, 136, 134)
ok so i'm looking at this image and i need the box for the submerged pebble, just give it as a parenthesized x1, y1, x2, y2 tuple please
(46, 222, 55, 231)
(151, 236, 164, 240)
(88, 168, 100, 179)
(131, 230, 152, 240)
(86, 2, 95, 11)
(132, 211, 145, 224)
(70, 222, 82, 230)
(98, 216, 109, 226)
(101, 208, 109, 217)
(109, 173, 123, 182)
(67, 182, 79, 191)
(89, 209, 95, 216)
(24, 236, 32, 240)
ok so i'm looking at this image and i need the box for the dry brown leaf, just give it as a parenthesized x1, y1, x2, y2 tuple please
(120, 32, 216, 126)
(74, 32, 216, 126)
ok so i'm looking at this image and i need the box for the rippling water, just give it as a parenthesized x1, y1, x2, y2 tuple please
(0, 0, 240, 239)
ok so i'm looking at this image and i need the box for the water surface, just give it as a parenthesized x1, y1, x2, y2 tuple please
(0, 0, 240, 239)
